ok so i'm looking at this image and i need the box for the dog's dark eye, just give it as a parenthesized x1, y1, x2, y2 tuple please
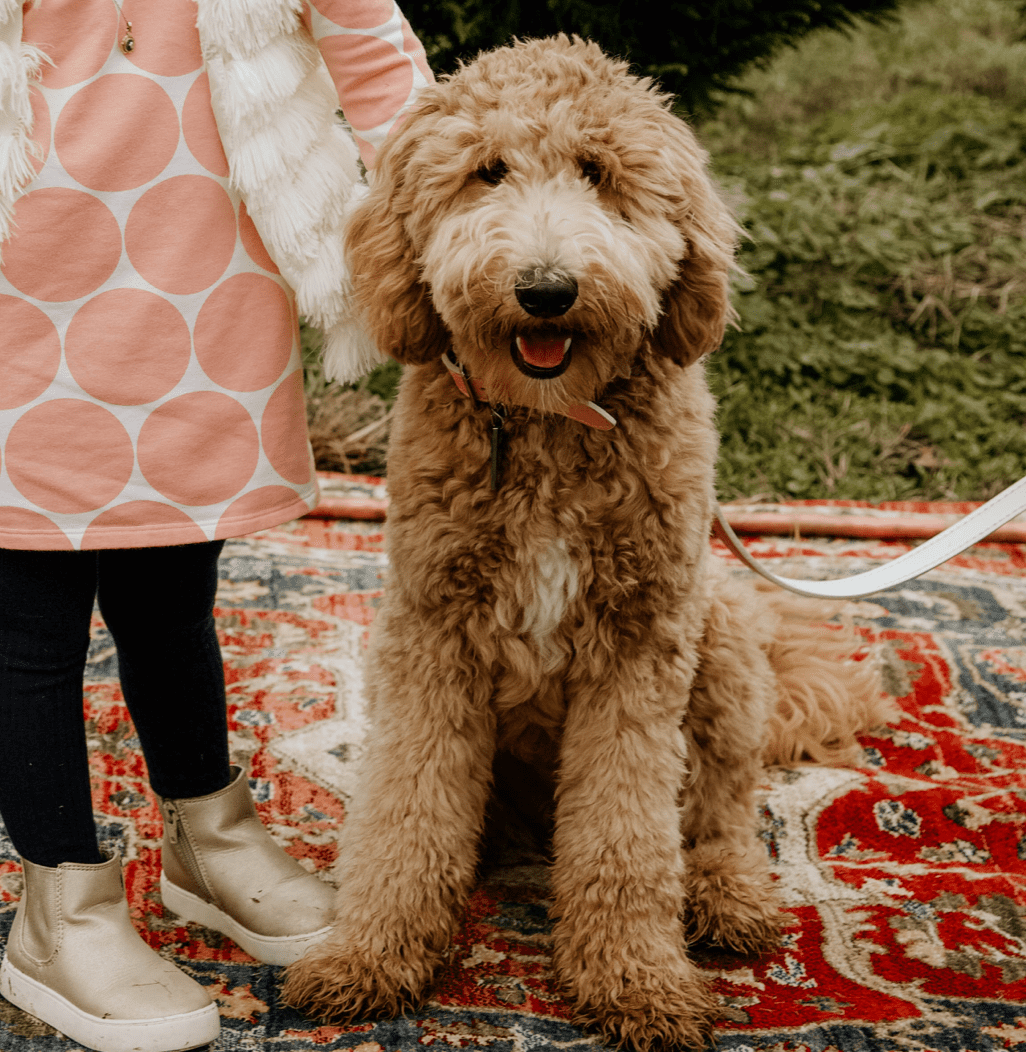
(475, 159, 508, 186)
(578, 159, 603, 187)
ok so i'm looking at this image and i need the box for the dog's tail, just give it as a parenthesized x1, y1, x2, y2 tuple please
(753, 579, 898, 766)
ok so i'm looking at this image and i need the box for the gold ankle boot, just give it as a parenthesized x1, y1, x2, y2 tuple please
(0, 853, 219, 1052)
(158, 767, 334, 966)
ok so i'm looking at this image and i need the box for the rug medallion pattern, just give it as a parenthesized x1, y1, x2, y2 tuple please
(1, 491, 1024, 1051)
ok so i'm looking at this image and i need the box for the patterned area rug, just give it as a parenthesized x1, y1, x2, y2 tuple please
(2, 489, 1025, 1052)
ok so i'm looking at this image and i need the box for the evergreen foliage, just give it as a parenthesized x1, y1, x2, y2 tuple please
(403, 0, 901, 114)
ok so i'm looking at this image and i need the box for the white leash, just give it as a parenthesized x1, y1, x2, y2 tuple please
(714, 474, 1026, 599)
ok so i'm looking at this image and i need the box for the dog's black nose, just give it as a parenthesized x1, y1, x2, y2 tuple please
(515, 274, 578, 318)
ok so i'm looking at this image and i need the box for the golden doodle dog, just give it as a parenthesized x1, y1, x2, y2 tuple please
(284, 35, 893, 1050)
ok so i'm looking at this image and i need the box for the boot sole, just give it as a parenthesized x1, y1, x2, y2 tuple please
(0, 955, 219, 1052)
(160, 873, 331, 967)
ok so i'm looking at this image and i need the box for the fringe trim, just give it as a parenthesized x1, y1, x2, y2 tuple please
(322, 307, 387, 385)
(198, 0, 383, 382)
(195, 0, 306, 60)
(0, 0, 45, 264)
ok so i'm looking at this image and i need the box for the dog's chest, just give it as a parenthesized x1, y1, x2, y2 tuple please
(518, 538, 580, 671)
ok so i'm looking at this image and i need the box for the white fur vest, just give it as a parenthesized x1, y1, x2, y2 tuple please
(0, 0, 380, 382)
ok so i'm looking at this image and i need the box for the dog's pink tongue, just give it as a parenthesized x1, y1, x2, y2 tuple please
(517, 335, 570, 369)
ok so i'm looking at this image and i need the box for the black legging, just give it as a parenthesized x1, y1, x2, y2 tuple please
(0, 542, 233, 867)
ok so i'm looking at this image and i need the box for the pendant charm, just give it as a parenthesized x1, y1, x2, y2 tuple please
(120, 24, 134, 53)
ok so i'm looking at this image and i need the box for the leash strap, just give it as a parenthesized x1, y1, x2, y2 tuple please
(714, 474, 1026, 599)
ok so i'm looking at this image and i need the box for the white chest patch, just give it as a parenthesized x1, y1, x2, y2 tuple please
(521, 538, 580, 671)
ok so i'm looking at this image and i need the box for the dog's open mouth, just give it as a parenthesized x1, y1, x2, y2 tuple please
(511, 334, 572, 379)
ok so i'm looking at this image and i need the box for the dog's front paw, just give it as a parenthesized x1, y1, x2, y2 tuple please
(281, 941, 440, 1023)
(573, 971, 719, 1052)
(684, 857, 785, 954)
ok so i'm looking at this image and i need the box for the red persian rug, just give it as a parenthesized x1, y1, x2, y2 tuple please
(1, 481, 1025, 1052)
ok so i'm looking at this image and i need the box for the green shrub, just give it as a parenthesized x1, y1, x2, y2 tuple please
(401, 0, 901, 116)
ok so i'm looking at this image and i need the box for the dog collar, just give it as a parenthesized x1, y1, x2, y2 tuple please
(441, 351, 617, 430)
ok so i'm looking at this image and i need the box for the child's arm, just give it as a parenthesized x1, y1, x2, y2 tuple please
(305, 0, 434, 169)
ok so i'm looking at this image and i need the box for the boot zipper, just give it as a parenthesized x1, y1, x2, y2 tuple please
(162, 801, 210, 898)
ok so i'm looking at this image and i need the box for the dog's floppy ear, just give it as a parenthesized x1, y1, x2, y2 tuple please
(345, 117, 451, 366)
(650, 117, 740, 368)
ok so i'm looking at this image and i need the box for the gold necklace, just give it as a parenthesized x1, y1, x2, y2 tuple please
(110, 0, 135, 53)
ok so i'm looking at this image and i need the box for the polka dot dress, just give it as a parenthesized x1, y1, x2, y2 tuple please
(0, 0, 431, 551)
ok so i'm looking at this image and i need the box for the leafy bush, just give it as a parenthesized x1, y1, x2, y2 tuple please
(402, 0, 900, 115)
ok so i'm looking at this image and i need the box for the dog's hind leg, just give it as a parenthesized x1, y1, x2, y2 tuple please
(679, 569, 785, 955)
(551, 650, 719, 1052)
(281, 605, 496, 1022)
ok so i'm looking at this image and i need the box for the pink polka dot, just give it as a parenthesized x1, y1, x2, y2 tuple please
(311, 0, 396, 30)
(239, 203, 279, 273)
(0, 296, 61, 410)
(55, 75, 179, 192)
(125, 176, 236, 295)
(6, 400, 134, 514)
(318, 34, 414, 131)
(194, 275, 294, 391)
(401, 18, 434, 84)
(0, 508, 73, 551)
(65, 291, 191, 405)
(122, 0, 202, 77)
(261, 371, 312, 484)
(183, 73, 230, 178)
(137, 392, 259, 506)
(82, 502, 207, 548)
(23, 0, 118, 89)
(354, 136, 377, 171)
(29, 87, 51, 173)
(1, 189, 122, 302)
(383, 109, 409, 140)
(216, 486, 307, 539)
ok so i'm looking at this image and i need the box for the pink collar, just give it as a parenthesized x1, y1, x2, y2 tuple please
(441, 352, 617, 430)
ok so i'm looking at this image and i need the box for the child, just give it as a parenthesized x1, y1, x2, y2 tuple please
(0, 1, 431, 1049)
